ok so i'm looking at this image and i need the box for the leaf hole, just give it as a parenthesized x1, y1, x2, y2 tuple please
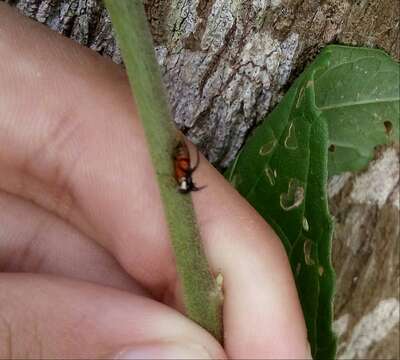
(259, 139, 277, 156)
(318, 266, 324, 276)
(264, 166, 276, 186)
(284, 122, 298, 150)
(280, 178, 304, 211)
(384, 121, 393, 135)
(302, 217, 309, 232)
(303, 239, 315, 266)
(328, 144, 336, 152)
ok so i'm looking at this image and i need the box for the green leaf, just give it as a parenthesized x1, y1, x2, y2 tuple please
(225, 45, 399, 359)
(226, 70, 336, 359)
(315, 46, 400, 175)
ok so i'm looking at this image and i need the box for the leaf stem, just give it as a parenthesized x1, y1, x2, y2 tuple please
(104, 0, 223, 342)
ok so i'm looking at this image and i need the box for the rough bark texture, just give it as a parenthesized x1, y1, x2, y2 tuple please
(3, 0, 399, 358)
(329, 147, 399, 359)
(4, 0, 399, 167)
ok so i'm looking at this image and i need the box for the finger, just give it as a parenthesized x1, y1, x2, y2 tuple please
(0, 190, 145, 294)
(0, 273, 226, 359)
(0, 4, 174, 297)
(193, 154, 311, 359)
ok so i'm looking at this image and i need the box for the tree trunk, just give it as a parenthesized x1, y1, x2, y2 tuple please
(3, 0, 399, 358)
(329, 146, 399, 359)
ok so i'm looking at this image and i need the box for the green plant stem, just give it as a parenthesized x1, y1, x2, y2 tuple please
(104, 0, 223, 342)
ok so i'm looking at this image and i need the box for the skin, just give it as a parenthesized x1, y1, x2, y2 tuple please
(0, 3, 310, 359)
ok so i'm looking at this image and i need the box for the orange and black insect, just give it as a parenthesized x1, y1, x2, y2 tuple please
(173, 140, 204, 193)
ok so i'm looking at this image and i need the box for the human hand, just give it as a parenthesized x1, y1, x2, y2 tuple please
(0, 4, 310, 359)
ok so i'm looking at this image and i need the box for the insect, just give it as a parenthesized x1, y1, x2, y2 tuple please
(173, 140, 204, 193)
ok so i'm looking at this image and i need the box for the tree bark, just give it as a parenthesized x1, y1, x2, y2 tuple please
(329, 147, 399, 359)
(3, 0, 399, 358)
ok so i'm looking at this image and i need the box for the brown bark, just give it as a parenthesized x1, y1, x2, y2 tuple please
(2, 0, 399, 358)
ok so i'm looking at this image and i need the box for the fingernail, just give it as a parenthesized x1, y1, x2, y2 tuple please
(113, 342, 212, 359)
